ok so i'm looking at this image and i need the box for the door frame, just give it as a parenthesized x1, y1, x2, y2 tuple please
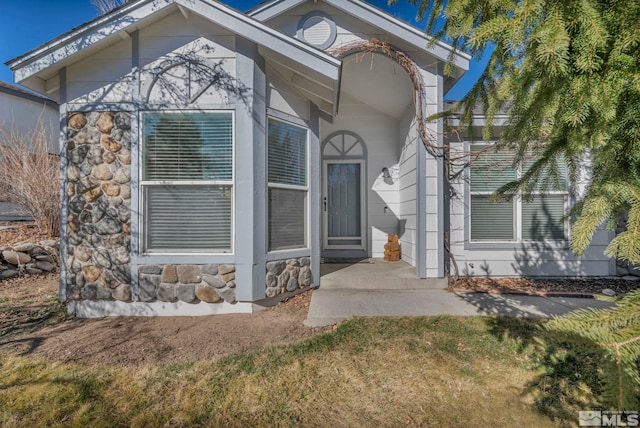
(322, 159, 367, 251)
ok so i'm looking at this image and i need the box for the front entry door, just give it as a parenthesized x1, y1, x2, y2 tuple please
(323, 160, 365, 250)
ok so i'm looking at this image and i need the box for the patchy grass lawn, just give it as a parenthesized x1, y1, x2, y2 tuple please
(0, 316, 602, 427)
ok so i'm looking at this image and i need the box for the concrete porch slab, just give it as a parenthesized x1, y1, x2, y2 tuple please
(319, 259, 447, 290)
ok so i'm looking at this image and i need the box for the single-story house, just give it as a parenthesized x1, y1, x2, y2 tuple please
(6, 0, 613, 316)
(0, 81, 58, 221)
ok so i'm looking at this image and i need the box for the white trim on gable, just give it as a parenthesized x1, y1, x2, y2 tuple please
(249, 0, 470, 72)
(7, 0, 341, 115)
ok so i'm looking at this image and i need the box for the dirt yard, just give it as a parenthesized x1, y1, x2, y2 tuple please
(0, 275, 329, 365)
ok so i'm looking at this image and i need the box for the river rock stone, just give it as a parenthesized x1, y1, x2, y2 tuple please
(102, 182, 120, 197)
(96, 286, 113, 300)
(100, 134, 122, 152)
(80, 283, 98, 300)
(113, 283, 131, 301)
(218, 264, 235, 275)
(157, 283, 177, 302)
(93, 249, 112, 269)
(201, 264, 218, 276)
(222, 272, 235, 283)
(215, 285, 236, 304)
(139, 264, 163, 275)
(138, 274, 159, 302)
(103, 151, 116, 164)
(277, 269, 290, 288)
(12, 242, 36, 252)
(195, 284, 223, 303)
(2, 251, 31, 265)
(0, 270, 19, 279)
(286, 275, 299, 292)
(92, 164, 113, 181)
(266, 260, 286, 275)
(118, 149, 131, 165)
(266, 272, 277, 287)
(162, 265, 178, 283)
(298, 266, 312, 287)
(202, 274, 226, 288)
(84, 187, 102, 203)
(177, 284, 197, 303)
(266, 286, 282, 298)
(113, 168, 130, 184)
(83, 265, 103, 282)
(68, 113, 87, 129)
(35, 261, 56, 272)
(286, 259, 300, 267)
(177, 265, 201, 284)
(95, 217, 121, 235)
(96, 112, 114, 134)
(75, 245, 92, 262)
(298, 257, 311, 267)
(67, 165, 81, 182)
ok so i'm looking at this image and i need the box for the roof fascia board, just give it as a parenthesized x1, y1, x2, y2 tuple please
(250, 0, 470, 71)
(0, 83, 58, 108)
(7, 0, 157, 71)
(10, 0, 169, 83)
(10, 0, 341, 85)
(247, 0, 303, 21)
(176, 0, 341, 80)
(324, 0, 470, 70)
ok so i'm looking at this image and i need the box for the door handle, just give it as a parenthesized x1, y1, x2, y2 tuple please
(323, 197, 327, 211)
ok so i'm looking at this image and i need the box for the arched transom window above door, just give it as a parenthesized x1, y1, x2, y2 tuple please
(322, 131, 367, 159)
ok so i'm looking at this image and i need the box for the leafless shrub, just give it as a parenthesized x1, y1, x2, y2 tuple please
(91, 0, 128, 15)
(0, 117, 60, 236)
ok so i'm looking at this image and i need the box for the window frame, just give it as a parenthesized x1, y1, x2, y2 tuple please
(139, 110, 235, 255)
(468, 142, 569, 243)
(266, 116, 310, 253)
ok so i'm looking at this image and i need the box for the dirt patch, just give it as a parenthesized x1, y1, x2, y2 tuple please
(0, 221, 53, 246)
(0, 282, 329, 365)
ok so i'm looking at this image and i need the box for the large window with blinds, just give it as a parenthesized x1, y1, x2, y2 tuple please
(142, 112, 233, 253)
(267, 118, 308, 251)
(469, 144, 568, 241)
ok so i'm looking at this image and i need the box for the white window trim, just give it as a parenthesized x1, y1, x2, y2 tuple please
(139, 110, 236, 255)
(266, 116, 310, 253)
(468, 143, 570, 243)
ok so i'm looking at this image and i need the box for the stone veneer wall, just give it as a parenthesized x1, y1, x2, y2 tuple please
(265, 257, 312, 298)
(138, 264, 236, 303)
(65, 112, 132, 302)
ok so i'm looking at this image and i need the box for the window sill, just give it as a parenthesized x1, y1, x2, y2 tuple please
(266, 248, 311, 261)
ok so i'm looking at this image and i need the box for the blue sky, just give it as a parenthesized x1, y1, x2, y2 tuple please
(0, 0, 486, 100)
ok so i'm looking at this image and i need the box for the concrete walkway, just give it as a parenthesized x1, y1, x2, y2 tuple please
(305, 260, 615, 327)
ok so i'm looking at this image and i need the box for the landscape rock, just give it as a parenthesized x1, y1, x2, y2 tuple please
(195, 284, 223, 303)
(2, 251, 31, 265)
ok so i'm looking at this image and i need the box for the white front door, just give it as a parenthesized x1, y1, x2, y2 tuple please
(323, 160, 366, 250)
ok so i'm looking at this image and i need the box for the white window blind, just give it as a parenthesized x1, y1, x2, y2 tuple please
(142, 112, 233, 253)
(470, 144, 567, 242)
(267, 118, 308, 252)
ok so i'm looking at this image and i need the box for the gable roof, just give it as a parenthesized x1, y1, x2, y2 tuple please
(6, 0, 341, 114)
(0, 81, 58, 109)
(248, 0, 470, 73)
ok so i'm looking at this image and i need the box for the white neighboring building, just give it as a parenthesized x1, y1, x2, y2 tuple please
(0, 81, 58, 221)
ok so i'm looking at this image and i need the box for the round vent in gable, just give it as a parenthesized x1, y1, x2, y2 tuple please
(296, 12, 337, 50)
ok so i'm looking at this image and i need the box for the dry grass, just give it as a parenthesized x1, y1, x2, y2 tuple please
(0, 117, 59, 236)
(0, 316, 602, 427)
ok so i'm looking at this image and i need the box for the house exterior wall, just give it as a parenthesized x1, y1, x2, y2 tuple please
(397, 108, 417, 266)
(59, 9, 320, 315)
(447, 136, 613, 277)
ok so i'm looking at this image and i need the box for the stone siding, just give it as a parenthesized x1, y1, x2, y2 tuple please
(138, 264, 236, 304)
(65, 112, 132, 302)
(0, 240, 59, 280)
(265, 257, 312, 297)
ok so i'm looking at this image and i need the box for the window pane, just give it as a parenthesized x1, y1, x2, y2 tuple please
(143, 113, 232, 181)
(268, 188, 306, 251)
(522, 195, 566, 240)
(145, 185, 232, 251)
(471, 195, 514, 240)
(470, 144, 517, 192)
(268, 119, 307, 186)
(522, 154, 568, 191)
